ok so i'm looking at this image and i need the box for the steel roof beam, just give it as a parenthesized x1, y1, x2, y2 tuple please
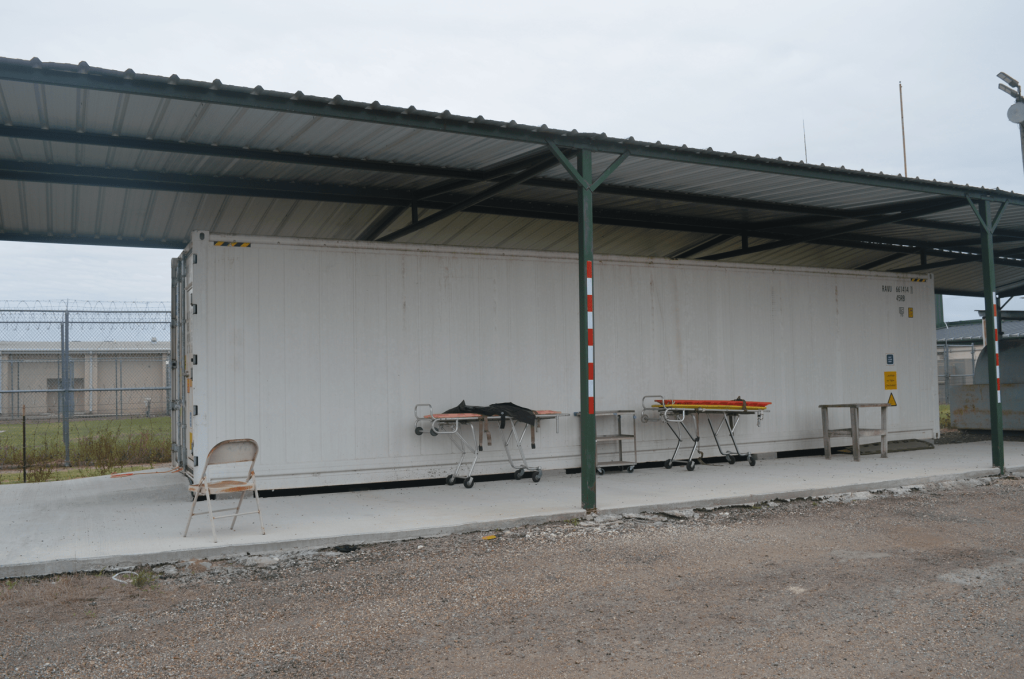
(892, 258, 971, 273)
(379, 154, 567, 242)
(4, 160, 1024, 267)
(0, 159, 412, 205)
(0, 159, 751, 235)
(458, 198, 1024, 266)
(701, 197, 966, 261)
(355, 206, 406, 242)
(855, 252, 913, 270)
(668, 234, 735, 259)
(4, 124, 1021, 240)
(0, 124, 484, 180)
(2, 59, 1022, 206)
(412, 147, 574, 201)
(0, 230, 187, 248)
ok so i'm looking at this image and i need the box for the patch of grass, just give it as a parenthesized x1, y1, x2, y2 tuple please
(0, 416, 170, 482)
(0, 416, 170, 448)
(26, 460, 57, 483)
(132, 568, 157, 589)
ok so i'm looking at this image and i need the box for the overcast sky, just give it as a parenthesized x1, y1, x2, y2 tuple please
(0, 0, 1022, 320)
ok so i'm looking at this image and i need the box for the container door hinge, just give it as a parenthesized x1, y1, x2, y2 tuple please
(171, 443, 180, 454)
(170, 400, 182, 411)
(191, 355, 198, 365)
(170, 358, 178, 370)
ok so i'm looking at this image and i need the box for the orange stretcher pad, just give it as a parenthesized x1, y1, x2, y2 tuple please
(654, 400, 770, 411)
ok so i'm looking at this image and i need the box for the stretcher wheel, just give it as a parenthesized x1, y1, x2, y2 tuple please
(748, 455, 756, 467)
(596, 467, 605, 476)
(464, 477, 474, 489)
(641, 414, 649, 423)
(664, 459, 673, 469)
(415, 426, 424, 435)
(627, 465, 635, 473)
(430, 430, 438, 437)
(726, 454, 736, 465)
(532, 470, 543, 482)
(686, 460, 696, 472)
(514, 468, 525, 480)
(445, 474, 456, 486)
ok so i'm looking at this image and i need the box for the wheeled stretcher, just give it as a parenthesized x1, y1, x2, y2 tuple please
(640, 396, 770, 471)
(414, 404, 565, 488)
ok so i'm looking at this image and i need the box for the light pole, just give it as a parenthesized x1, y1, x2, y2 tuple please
(997, 72, 1024, 177)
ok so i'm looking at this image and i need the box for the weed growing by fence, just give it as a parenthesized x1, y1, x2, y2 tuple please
(0, 416, 170, 482)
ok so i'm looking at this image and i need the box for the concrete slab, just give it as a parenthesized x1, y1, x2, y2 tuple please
(2, 441, 1023, 578)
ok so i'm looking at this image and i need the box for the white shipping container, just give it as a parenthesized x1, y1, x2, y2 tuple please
(174, 231, 938, 490)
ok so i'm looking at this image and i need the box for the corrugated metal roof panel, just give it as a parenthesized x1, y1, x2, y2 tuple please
(936, 321, 1024, 342)
(2, 57, 1024, 295)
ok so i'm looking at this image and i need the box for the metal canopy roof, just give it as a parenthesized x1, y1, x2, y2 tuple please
(2, 57, 1024, 296)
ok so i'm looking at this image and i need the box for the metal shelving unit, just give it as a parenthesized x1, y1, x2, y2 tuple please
(594, 410, 637, 474)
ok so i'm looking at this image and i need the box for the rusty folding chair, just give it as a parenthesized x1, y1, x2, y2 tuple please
(183, 439, 265, 542)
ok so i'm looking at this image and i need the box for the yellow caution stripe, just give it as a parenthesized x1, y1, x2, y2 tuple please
(910, 277, 926, 282)
(213, 241, 251, 247)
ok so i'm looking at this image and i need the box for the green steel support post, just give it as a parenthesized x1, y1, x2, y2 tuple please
(975, 200, 1005, 471)
(577, 150, 597, 512)
(548, 142, 628, 512)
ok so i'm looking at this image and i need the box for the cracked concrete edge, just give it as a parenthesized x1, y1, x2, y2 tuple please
(598, 467, 1003, 515)
(0, 509, 587, 580)
(4, 464, 1016, 580)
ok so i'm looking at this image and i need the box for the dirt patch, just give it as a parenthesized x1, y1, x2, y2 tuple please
(3, 478, 1024, 677)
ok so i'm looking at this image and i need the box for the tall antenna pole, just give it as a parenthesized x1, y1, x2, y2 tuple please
(802, 120, 808, 163)
(899, 81, 908, 177)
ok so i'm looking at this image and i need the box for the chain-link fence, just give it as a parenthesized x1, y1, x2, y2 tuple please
(937, 341, 978, 406)
(0, 302, 171, 480)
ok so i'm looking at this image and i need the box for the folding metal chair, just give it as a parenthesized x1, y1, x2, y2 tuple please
(184, 439, 265, 542)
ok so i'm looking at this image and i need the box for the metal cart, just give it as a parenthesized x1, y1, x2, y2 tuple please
(640, 396, 768, 471)
(587, 410, 638, 474)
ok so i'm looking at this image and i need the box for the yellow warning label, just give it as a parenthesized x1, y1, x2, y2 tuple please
(908, 307, 914, 318)
(887, 393, 897, 406)
(884, 371, 897, 390)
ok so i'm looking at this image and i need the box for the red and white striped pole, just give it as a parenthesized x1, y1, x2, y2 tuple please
(587, 260, 595, 414)
(993, 298, 1001, 405)
(978, 199, 1004, 470)
(577, 149, 596, 510)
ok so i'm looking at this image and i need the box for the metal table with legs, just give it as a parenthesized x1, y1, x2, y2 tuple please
(819, 403, 888, 461)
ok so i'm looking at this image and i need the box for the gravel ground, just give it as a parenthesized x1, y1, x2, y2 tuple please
(4, 476, 1024, 678)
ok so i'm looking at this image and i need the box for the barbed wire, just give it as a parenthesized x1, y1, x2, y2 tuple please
(0, 303, 170, 342)
(0, 301, 169, 312)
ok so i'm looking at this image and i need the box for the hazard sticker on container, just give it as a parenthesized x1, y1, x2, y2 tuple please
(887, 393, 897, 406)
(884, 371, 897, 390)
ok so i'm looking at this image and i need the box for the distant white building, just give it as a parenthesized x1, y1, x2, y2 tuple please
(0, 341, 169, 418)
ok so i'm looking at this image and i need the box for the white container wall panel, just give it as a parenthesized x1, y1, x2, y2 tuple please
(186, 232, 937, 490)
